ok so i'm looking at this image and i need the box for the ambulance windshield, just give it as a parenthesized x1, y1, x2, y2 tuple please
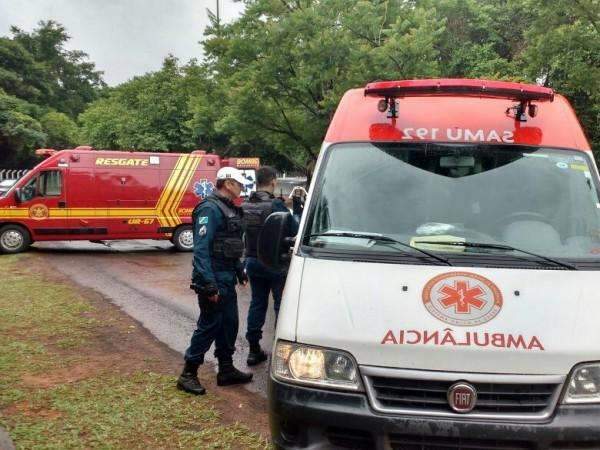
(304, 143, 600, 265)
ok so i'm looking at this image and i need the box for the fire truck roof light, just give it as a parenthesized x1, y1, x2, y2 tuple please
(364, 79, 554, 102)
(35, 148, 57, 157)
(233, 158, 260, 169)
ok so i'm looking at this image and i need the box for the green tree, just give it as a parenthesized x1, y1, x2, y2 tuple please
(0, 37, 52, 104)
(197, 0, 598, 168)
(80, 56, 201, 151)
(74, 0, 600, 168)
(523, 0, 600, 155)
(0, 89, 46, 166)
(40, 111, 80, 149)
(420, 0, 527, 79)
(79, 98, 130, 149)
(0, 21, 104, 165)
(10, 21, 105, 117)
(200, 0, 445, 172)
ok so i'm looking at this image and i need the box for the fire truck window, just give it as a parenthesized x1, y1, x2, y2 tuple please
(21, 177, 37, 202)
(40, 171, 62, 196)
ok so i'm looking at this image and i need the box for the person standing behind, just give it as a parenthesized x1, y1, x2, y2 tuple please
(177, 167, 253, 395)
(242, 166, 299, 365)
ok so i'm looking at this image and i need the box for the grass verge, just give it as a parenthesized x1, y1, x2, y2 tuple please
(0, 255, 268, 449)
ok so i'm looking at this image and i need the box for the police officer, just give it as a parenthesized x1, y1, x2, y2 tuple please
(242, 166, 300, 365)
(177, 167, 253, 395)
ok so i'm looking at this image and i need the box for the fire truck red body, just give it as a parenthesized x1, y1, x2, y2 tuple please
(0, 148, 259, 253)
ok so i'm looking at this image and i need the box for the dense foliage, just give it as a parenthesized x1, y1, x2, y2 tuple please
(1, 2, 598, 171)
(0, 21, 104, 166)
(80, 56, 203, 152)
(197, 0, 598, 171)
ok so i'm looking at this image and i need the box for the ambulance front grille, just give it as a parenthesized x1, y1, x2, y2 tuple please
(361, 366, 565, 421)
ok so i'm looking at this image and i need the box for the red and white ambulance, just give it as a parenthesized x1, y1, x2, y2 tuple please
(0, 147, 259, 253)
(260, 79, 600, 448)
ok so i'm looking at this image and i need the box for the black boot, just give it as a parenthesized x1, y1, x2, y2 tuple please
(217, 361, 253, 386)
(177, 361, 206, 395)
(247, 343, 268, 366)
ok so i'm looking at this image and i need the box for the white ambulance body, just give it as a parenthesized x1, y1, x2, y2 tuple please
(260, 79, 600, 450)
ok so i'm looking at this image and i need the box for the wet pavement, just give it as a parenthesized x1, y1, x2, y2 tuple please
(30, 239, 277, 398)
(0, 426, 15, 450)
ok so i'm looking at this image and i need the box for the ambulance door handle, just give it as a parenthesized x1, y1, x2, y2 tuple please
(58, 201, 66, 208)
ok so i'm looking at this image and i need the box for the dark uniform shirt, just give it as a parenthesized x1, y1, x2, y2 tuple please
(192, 193, 243, 288)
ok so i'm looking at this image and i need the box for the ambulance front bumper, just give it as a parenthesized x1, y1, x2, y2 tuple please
(269, 377, 600, 450)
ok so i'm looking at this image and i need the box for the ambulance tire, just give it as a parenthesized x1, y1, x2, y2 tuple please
(0, 224, 32, 254)
(172, 225, 194, 252)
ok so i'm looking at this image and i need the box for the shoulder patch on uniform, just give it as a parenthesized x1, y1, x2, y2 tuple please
(198, 216, 209, 225)
(198, 225, 207, 237)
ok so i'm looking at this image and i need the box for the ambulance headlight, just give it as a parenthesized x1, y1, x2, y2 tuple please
(272, 341, 362, 391)
(563, 363, 600, 404)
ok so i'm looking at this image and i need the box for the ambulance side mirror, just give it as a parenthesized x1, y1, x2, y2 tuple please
(258, 212, 292, 270)
(14, 188, 22, 204)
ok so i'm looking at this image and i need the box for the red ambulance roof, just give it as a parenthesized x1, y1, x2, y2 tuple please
(325, 79, 591, 151)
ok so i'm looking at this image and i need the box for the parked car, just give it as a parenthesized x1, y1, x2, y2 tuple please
(0, 179, 16, 197)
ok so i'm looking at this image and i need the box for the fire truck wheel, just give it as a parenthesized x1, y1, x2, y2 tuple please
(0, 224, 32, 254)
(172, 225, 194, 252)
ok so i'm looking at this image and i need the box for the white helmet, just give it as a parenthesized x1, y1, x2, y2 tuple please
(216, 167, 251, 186)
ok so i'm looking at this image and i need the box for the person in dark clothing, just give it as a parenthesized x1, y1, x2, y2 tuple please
(177, 167, 253, 395)
(242, 166, 300, 366)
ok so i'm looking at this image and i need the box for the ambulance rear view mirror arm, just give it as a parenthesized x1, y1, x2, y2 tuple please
(377, 97, 398, 119)
(506, 100, 539, 122)
(257, 212, 292, 270)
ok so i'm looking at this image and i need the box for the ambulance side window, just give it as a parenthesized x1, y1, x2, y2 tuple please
(39, 171, 62, 197)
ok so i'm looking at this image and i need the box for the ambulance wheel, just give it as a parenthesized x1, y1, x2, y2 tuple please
(0, 224, 31, 254)
(172, 225, 194, 252)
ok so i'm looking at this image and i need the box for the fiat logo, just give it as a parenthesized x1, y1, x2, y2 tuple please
(447, 382, 477, 413)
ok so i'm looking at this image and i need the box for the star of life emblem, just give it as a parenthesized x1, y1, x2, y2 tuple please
(422, 272, 503, 326)
(193, 179, 214, 198)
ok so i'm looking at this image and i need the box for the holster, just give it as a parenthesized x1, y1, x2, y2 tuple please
(190, 282, 220, 312)
(190, 282, 219, 296)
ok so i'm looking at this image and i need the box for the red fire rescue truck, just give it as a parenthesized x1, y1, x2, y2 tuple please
(0, 147, 259, 253)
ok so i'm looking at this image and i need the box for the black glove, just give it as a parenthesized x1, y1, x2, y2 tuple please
(236, 267, 248, 285)
(190, 282, 219, 297)
(292, 195, 304, 217)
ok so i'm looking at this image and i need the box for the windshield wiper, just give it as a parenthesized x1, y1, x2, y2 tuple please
(309, 231, 452, 266)
(415, 240, 578, 270)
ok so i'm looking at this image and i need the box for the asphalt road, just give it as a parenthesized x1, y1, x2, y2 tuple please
(30, 239, 277, 397)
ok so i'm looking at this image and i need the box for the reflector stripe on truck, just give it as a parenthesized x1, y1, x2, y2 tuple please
(0, 209, 29, 218)
(157, 154, 201, 228)
(47, 208, 157, 218)
(156, 154, 191, 227)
